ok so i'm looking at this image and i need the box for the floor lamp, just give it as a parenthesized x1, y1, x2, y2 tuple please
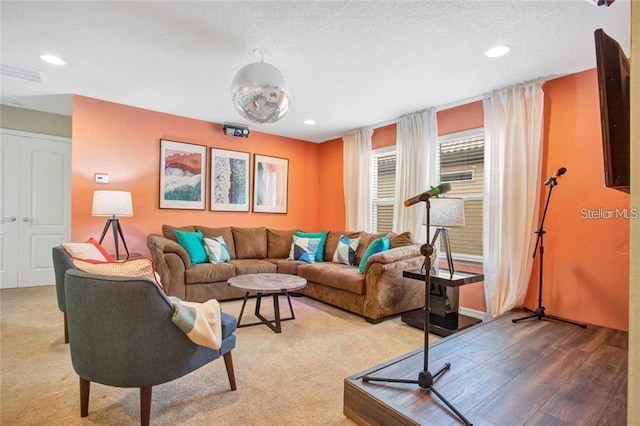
(92, 190, 133, 260)
(426, 197, 466, 278)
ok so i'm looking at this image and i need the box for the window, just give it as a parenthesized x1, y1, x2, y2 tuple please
(368, 128, 484, 260)
(437, 128, 484, 261)
(371, 148, 396, 233)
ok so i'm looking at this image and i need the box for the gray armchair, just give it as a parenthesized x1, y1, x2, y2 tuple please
(52, 246, 75, 343)
(64, 269, 237, 425)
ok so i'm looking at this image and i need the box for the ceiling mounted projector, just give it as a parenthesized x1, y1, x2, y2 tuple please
(223, 122, 250, 138)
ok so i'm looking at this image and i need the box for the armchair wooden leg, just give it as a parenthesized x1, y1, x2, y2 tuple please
(79, 377, 90, 417)
(64, 313, 69, 344)
(223, 352, 237, 391)
(140, 386, 152, 426)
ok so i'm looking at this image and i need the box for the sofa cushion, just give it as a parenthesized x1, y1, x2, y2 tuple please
(232, 227, 267, 259)
(297, 263, 365, 295)
(358, 236, 391, 273)
(295, 230, 327, 262)
(333, 235, 360, 266)
(288, 235, 321, 264)
(195, 226, 236, 259)
(297, 262, 343, 285)
(185, 262, 236, 284)
(203, 236, 231, 263)
(274, 259, 306, 275)
(267, 229, 294, 258)
(162, 225, 196, 242)
(324, 231, 360, 262)
(230, 259, 277, 275)
(388, 231, 416, 248)
(355, 232, 388, 265)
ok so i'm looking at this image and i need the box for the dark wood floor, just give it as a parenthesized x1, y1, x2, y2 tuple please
(344, 311, 628, 425)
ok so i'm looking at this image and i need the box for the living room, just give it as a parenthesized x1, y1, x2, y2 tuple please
(66, 64, 631, 332)
(1, 1, 638, 425)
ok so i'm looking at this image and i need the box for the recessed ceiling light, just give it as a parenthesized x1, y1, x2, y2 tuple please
(40, 54, 65, 65)
(304, 119, 316, 125)
(483, 45, 510, 58)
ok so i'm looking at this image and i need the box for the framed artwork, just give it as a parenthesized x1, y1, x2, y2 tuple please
(159, 139, 206, 210)
(210, 148, 250, 212)
(253, 154, 288, 214)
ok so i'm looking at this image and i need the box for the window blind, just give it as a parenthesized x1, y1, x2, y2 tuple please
(371, 152, 396, 233)
(438, 133, 485, 259)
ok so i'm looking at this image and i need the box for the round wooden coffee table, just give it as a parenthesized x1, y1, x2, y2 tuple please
(228, 273, 307, 333)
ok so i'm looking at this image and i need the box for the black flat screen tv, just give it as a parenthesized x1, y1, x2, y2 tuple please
(594, 28, 630, 193)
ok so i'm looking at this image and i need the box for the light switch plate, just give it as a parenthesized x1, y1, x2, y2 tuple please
(95, 173, 109, 183)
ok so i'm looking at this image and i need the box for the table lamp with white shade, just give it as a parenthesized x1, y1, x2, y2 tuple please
(422, 197, 465, 277)
(92, 190, 133, 260)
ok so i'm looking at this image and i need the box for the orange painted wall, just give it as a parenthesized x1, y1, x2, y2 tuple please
(318, 137, 345, 231)
(438, 101, 484, 135)
(71, 95, 320, 257)
(372, 123, 397, 150)
(524, 69, 630, 330)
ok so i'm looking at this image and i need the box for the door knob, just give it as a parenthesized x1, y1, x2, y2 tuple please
(22, 216, 33, 222)
(2, 216, 17, 222)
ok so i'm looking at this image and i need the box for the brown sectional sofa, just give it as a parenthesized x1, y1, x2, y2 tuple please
(147, 225, 425, 323)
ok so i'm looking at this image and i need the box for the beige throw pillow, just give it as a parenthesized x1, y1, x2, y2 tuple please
(61, 242, 109, 262)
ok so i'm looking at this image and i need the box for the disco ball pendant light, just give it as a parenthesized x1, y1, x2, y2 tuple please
(231, 49, 290, 124)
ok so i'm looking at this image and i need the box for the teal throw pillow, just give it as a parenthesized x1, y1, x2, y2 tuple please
(174, 229, 208, 265)
(358, 236, 390, 274)
(203, 236, 231, 263)
(294, 230, 327, 262)
(288, 235, 321, 264)
(332, 235, 360, 266)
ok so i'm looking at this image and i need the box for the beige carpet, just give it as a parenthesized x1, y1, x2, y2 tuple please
(1, 286, 436, 425)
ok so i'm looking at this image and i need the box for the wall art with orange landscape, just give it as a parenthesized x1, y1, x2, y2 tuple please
(159, 139, 206, 210)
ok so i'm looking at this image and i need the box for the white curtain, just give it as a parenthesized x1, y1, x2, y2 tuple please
(392, 109, 438, 243)
(342, 129, 373, 231)
(483, 83, 544, 318)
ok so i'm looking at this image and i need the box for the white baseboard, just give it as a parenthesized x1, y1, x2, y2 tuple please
(459, 306, 489, 321)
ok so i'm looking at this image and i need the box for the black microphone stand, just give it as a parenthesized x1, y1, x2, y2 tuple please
(362, 199, 472, 426)
(512, 177, 586, 328)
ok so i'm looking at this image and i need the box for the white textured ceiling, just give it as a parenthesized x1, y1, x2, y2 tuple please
(0, 1, 631, 143)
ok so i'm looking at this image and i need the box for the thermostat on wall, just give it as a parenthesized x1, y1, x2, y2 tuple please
(95, 173, 109, 183)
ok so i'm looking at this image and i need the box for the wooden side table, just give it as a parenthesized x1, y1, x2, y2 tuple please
(401, 268, 484, 337)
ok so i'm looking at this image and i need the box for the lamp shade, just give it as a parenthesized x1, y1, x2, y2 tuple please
(423, 197, 465, 227)
(92, 190, 133, 217)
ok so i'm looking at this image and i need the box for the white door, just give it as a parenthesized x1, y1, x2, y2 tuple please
(0, 139, 20, 286)
(0, 129, 71, 288)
